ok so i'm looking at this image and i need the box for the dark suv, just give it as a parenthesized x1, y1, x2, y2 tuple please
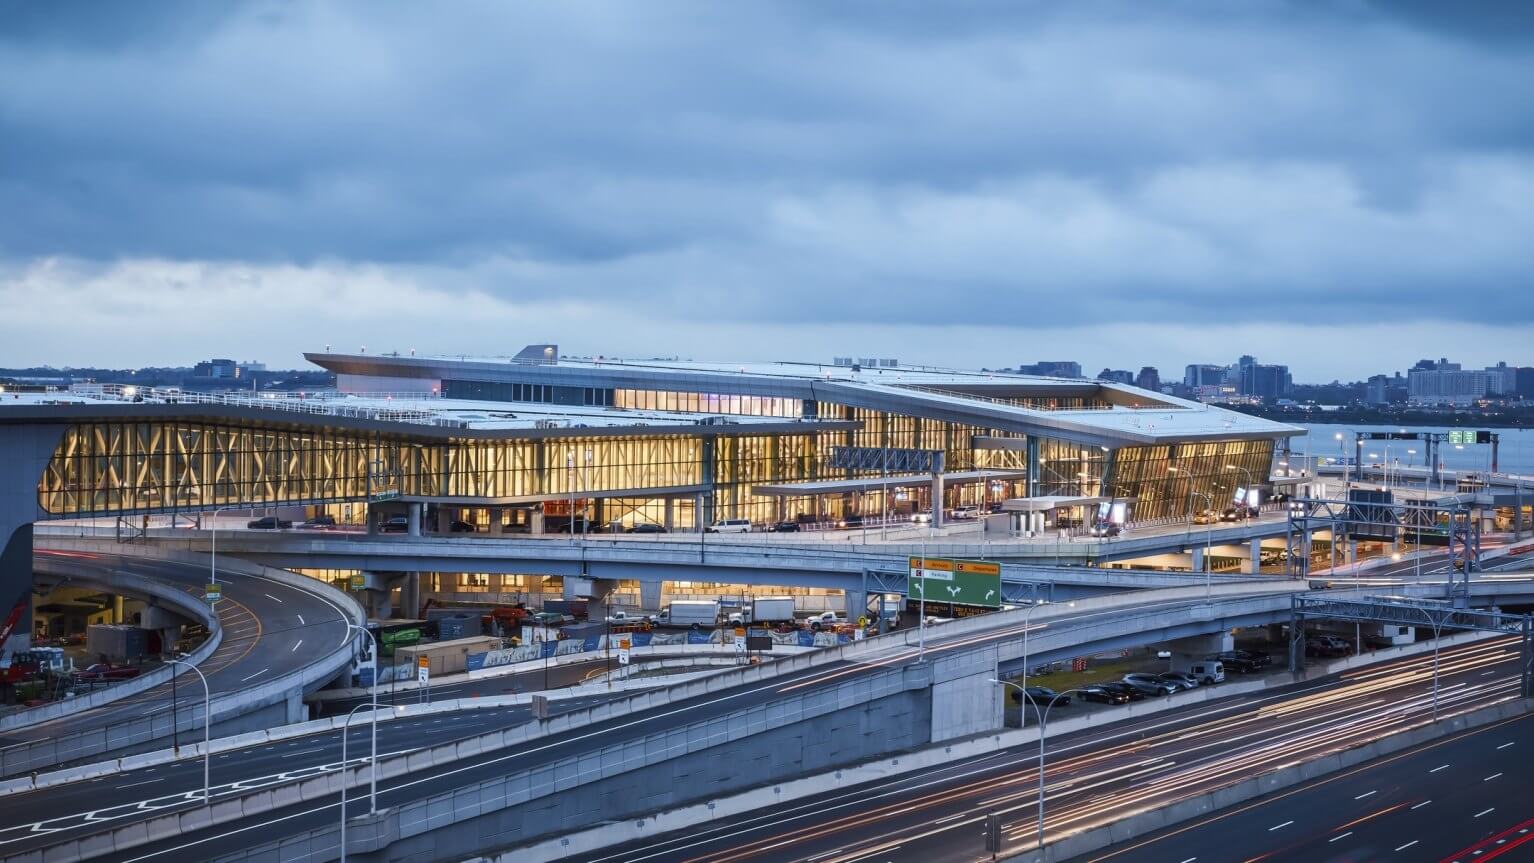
(247, 516, 292, 530)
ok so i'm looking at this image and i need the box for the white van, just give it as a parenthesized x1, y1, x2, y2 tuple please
(1182, 661, 1225, 684)
(707, 518, 752, 533)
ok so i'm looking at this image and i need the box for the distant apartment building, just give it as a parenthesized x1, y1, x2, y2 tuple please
(1017, 361, 1083, 378)
(1097, 368, 1135, 385)
(1518, 367, 1534, 400)
(1135, 366, 1161, 392)
(1408, 358, 1488, 405)
(1364, 374, 1390, 406)
(1484, 361, 1517, 395)
(1183, 364, 1226, 388)
(1235, 355, 1292, 400)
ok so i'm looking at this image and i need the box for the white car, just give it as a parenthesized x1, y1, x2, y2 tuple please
(706, 518, 752, 533)
(951, 506, 981, 520)
(911, 511, 933, 524)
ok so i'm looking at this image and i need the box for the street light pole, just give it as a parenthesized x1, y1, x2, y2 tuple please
(992, 680, 1086, 854)
(1417, 606, 1445, 721)
(339, 701, 378, 863)
(165, 658, 210, 804)
(345, 623, 381, 813)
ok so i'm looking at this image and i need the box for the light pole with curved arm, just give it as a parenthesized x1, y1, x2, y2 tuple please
(992, 680, 1089, 853)
(338, 701, 380, 863)
(345, 622, 382, 813)
(165, 657, 210, 803)
(206, 505, 245, 590)
(1414, 605, 1447, 720)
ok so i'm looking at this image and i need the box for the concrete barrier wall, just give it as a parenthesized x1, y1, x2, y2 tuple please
(504, 628, 1505, 862)
(1, 540, 366, 778)
(7, 664, 931, 863)
(0, 565, 222, 732)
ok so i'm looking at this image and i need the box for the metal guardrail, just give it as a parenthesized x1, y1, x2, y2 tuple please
(65, 384, 451, 426)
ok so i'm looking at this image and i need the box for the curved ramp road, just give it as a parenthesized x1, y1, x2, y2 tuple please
(0, 550, 351, 749)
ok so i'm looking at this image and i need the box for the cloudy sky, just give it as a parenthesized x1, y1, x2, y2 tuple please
(2, 1, 1531, 380)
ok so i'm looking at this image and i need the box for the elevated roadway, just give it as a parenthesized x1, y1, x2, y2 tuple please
(578, 637, 1527, 863)
(0, 549, 358, 777)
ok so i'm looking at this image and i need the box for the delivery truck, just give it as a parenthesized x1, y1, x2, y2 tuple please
(655, 600, 720, 629)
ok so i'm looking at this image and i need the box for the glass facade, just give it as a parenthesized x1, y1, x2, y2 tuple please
(36, 409, 1279, 524)
(613, 389, 801, 417)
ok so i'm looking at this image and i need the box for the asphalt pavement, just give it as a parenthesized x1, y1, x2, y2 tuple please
(1083, 710, 1534, 863)
(572, 636, 1526, 863)
(0, 550, 351, 746)
(0, 592, 1258, 859)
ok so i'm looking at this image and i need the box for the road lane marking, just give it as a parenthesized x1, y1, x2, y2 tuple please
(1330, 832, 1353, 843)
(1269, 821, 1293, 831)
(1430, 764, 1451, 772)
(238, 669, 267, 682)
(1497, 742, 1515, 749)
(114, 779, 163, 790)
(291, 640, 303, 653)
(297, 614, 305, 625)
(264, 594, 283, 603)
(1395, 840, 1418, 851)
(1411, 800, 1431, 810)
(1485, 773, 1503, 781)
(1355, 790, 1376, 799)
(1477, 808, 1496, 818)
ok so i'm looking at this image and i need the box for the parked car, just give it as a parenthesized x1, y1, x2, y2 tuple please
(706, 518, 752, 533)
(1157, 671, 1201, 691)
(1180, 661, 1225, 684)
(1191, 509, 1219, 525)
(1100, 681, 1147, 701)
(1212, 650, 1270, 673)
(379, 516, 409, 533)
(768, 521, 801, 533)
(74, 663, 141, 682)
(1306, 634, 1351, 658)
(910, 511, 932, 524)
(838, 514, 865, 529)
(626, 523, 667, 534)
(247, 516, 292, 530)
(531, 611, 568, 626)
(951, 506, 981, 520)
(1078, 683, 1133, 705)
(1090, 522, 1122, 538)
(300, 514, 337, 529)
(447, 520, 477, 533)
(1121, 674, 1179, 697)
(1010, 686, 1071, 707)
(1221, 504, 1259, 522)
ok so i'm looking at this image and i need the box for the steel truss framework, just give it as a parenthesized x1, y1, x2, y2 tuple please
(1288, 594, 1532, 697)
(1285, 496, 1480, 602)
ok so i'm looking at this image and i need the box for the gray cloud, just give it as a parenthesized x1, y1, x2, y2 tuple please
(1, 1, 1532, 371)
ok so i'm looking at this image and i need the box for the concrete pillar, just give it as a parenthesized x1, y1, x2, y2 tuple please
(531, 511, 546, 534)
(639, 580, 663, 612)
(663, 498, 674, 530)
(407, 502, 422, 537)
(489, 507, 503, 536)
(0, 425, 63, 665)
(1248, 539, 1262, 574)
(843, 588, 866, 621)
(1190, 546, 1205, 573)
(930, 473, 945, 529)
(113, 594, 126, 624)
(580, 578, 618, 620)
(366, 504, 378, 535)
(405, 572, 422, 618)
(436, 507, 452, 534)
(930, 665, 1003, 742)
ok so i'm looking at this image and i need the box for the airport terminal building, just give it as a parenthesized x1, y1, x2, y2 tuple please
(274, 346, 1305, 532)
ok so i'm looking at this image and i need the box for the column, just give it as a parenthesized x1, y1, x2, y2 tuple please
(1190, 546, 1205, 573)
(843, 588, 866, 621)
(1026, 437, 1041, 498)
(407, 502, 422, 537)
(489, 507, 503, 536)
(401, 572, 420, 619)
(436, 507, 452, 534)
(639, 579, 664, 612)
(663, 498, 674, 530)
(113, 594, 126, 624)
(1248, 539, 1262, 574)
(930, 473, 945, 528)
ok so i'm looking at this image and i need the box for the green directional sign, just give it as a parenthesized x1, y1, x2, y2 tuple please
(908, 557, 1002, 608)
(1448, 430, 1472, 445)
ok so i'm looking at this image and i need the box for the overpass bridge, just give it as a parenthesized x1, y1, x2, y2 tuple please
(8, 573, 1530, 863)
(56, 527, 1274, 619)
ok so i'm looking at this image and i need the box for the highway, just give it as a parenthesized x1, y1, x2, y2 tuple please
(1085, 710, 1534, 862)
(0, 590, 1294, 860)
(1, 550, 351, 749)
(572, 636, 1525, 863)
